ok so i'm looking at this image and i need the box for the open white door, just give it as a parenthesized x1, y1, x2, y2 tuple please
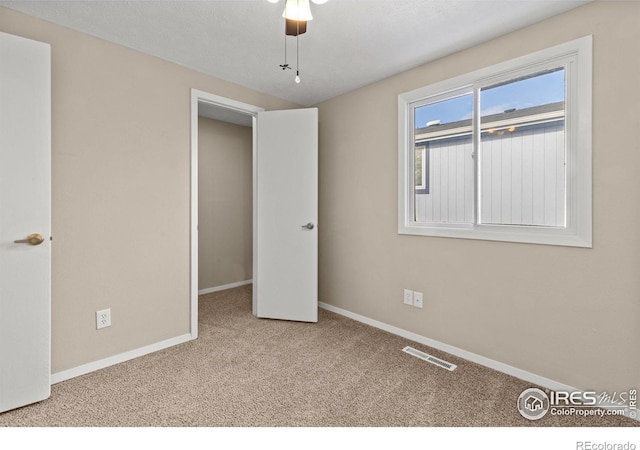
(0, 32, 51, 412)
(255, 108, 318, 322)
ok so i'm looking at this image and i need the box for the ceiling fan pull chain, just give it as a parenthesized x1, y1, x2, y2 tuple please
(295, 24, 301, 83)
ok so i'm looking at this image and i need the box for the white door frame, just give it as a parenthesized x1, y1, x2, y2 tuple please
(190, 89, 264, 338)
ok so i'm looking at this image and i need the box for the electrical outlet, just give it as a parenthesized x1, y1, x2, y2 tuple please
(413, 291, 424, 309)
(404, 289, 414, 305)
(96, 308, 111, 330)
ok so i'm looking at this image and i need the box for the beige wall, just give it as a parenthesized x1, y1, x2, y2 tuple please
(198, 118, 252, 290)
(0, 7, 297, 373)
(2, 2, 638, 394)
(317, 1, 640, 393)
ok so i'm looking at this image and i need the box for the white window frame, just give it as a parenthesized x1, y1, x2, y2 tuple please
(398, 36, 592, 247)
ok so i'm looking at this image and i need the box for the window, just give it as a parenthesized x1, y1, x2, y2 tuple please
(398, 36, 592, 247)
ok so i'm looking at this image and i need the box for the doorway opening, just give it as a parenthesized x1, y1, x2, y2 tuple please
(197, 106, 252, 297)
(190, 90, 264, 338)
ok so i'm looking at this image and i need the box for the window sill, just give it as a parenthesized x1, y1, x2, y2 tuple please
(398, 222, 592, 248)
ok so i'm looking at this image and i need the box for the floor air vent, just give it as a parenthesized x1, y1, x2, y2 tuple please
(402, 346, 457, 371)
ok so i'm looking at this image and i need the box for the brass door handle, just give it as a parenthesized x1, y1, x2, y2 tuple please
(14, 233, 45, 246)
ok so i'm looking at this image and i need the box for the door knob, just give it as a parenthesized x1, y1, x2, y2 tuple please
(14, 233, 45, 246)
(301, 223, 314, 230)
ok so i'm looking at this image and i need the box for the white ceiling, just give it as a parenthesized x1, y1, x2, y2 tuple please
(0, 0, 592, 106)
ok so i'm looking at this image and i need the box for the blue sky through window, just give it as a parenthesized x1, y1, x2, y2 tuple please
(415, 69, 565, 128)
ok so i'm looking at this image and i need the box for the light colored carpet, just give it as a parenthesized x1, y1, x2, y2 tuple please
(0, 285, 636, 427)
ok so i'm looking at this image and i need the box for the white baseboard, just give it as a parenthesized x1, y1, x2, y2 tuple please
(318, 302, 640, 422)
(50, 333, 193, 384)
(198, 279, 252, 296)
(49, 278, 251, 386)
(48, 299, 636, 422)
(318, 302, 574, 392)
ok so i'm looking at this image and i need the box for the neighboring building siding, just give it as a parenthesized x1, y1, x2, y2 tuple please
(415, 135, 474, 224)
(480, 121, 565, 227)
(414, 119, 565, 227)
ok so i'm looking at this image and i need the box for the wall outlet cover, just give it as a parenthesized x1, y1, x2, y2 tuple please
(403, 289, 413, 305)
(96, 308, 111, 330)
(413, 291, 424, 308)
